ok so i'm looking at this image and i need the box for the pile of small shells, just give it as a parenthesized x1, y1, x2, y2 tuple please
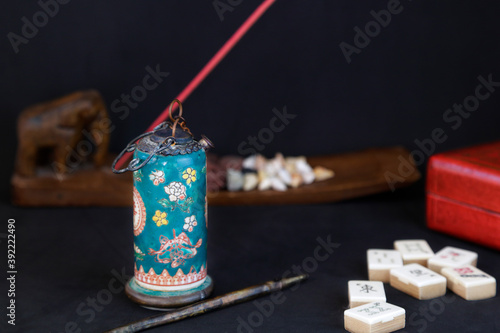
(206, 153, 334, 192)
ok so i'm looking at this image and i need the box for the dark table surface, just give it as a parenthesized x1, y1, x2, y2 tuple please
(2, 183, 499, 333)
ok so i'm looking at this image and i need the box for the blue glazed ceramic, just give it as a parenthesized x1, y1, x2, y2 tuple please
(132, 148, 209, 291)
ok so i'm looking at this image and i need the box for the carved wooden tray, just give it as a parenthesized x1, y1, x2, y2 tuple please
(207, 146, 420, 205)
(11, 146, 420, 206)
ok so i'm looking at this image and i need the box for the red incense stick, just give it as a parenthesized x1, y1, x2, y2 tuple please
(115, 0, 276, 169)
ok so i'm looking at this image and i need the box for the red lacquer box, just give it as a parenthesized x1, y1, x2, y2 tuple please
(426, 141, 500, 250)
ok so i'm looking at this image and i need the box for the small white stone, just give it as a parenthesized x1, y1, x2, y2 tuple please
(277, 168, 292, 185)
(242, 155, 257, 170)
(270, 156, 283, 170)
(258, 170, 268, 183)
(302, 171, 315, 185)
(294, 159, 315, 184)
(243, 173, 258, 191)
(296, 159, 313, 173)
(265, 161, 278, 175)
(285, 156, 304, 173)
(285, 163, 296, 175)
(274, 152, 286, 166)
(270, 177, 287, 191)
(290, 173, 303, 188)
(255, 154, 267, 171)
(226, 169, 244, 192)
(313, 166, 334, 181)
(258, 177, 272, 191)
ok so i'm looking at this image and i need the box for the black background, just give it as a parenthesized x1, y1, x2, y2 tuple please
(1, 1, 500, 332)
(2, 0, 500, 183)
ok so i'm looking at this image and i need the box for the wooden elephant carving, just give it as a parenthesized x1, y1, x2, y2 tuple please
(15, 90, 111, 177)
